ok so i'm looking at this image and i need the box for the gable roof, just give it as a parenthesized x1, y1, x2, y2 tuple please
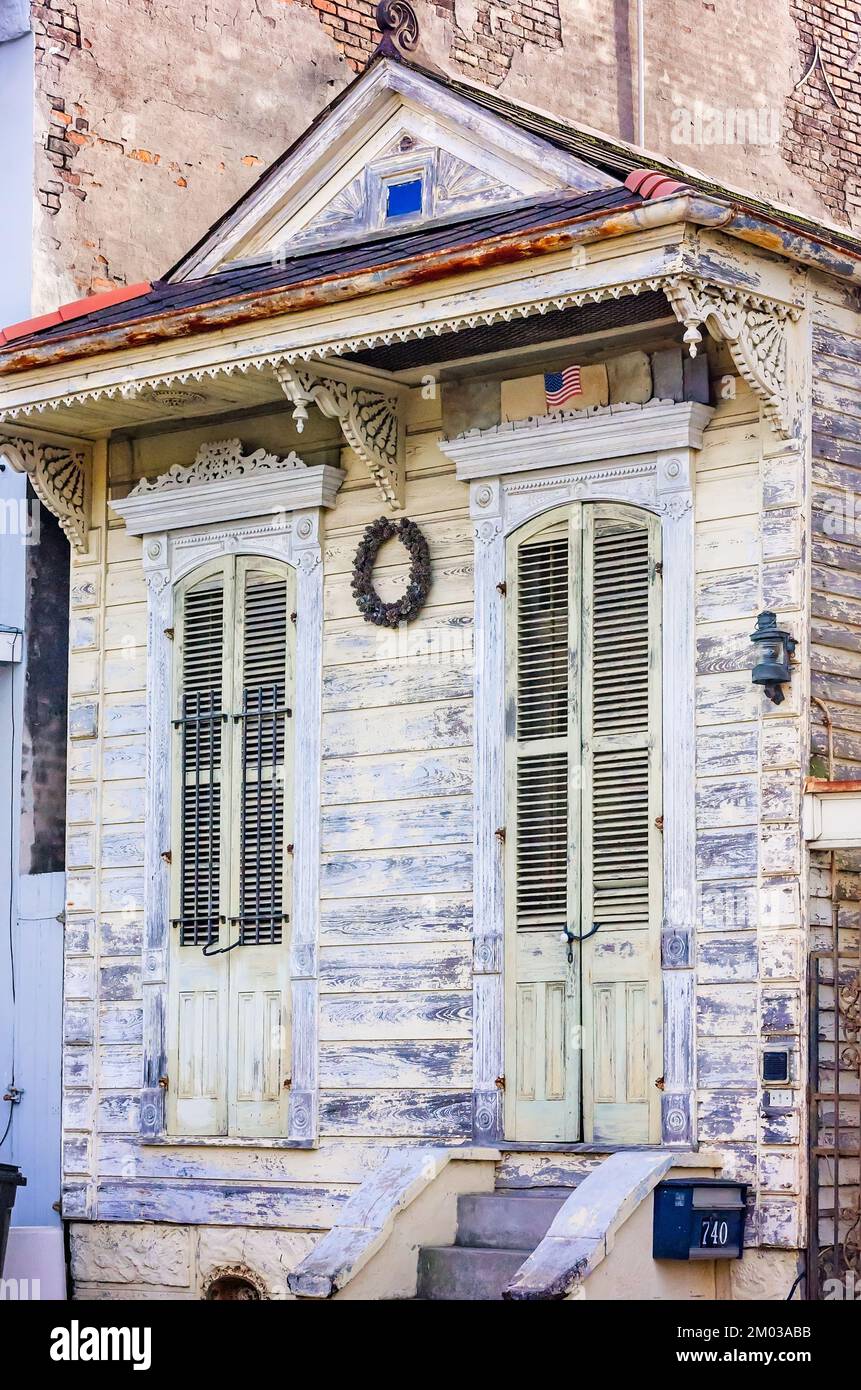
(165, 53, 624, 280)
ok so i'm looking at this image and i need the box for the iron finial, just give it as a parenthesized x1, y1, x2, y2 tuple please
(374, 0, 420, 58)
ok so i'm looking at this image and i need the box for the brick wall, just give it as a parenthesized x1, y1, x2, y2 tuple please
(311, 0, 560, 81)
(784, 1, 861, 226)
(25, 0, 861, 311)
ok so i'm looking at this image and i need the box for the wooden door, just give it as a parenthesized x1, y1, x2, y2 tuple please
(505, 503, 662, 1145)
(167, 556, 294, 1139)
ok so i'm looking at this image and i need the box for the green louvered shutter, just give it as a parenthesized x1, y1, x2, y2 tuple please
(507, 511, 581, 1140)
(507, 502, 662, 1146)
(581, 506, 662, 1144)
(227, 558, 293, 1136)
(168, 562, 232, 1135)
(167, 556, 294, 1138)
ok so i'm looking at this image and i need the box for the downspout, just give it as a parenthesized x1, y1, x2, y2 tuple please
(636, 0, 645, 149)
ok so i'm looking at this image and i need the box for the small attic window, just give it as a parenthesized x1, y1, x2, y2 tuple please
(386, 177, 423, 219)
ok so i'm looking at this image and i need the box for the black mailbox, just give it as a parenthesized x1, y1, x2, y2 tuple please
(653, 1179, 748, 1260)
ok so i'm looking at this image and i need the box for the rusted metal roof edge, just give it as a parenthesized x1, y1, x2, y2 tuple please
(3, 191, 861, 381)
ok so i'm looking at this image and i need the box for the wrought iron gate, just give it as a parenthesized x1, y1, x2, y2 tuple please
(809, 936, 860, 1298)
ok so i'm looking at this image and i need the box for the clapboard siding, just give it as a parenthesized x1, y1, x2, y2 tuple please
(692, 383, 805, 1217)
(316, 428, 475, 1139)
(812, 320, 861, 774)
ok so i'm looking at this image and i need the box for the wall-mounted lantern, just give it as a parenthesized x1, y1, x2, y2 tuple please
(750, 610, 796, 705)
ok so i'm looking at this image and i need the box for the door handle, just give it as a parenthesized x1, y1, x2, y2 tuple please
(560, 923, 600, 962)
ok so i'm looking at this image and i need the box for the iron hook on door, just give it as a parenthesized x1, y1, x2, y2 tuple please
(560, 922, 600, 964)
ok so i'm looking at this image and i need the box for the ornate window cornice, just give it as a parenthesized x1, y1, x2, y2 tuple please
(112, 437, 344, 535)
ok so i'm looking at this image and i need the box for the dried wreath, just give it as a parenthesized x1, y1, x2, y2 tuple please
(351, 516, 431, 628)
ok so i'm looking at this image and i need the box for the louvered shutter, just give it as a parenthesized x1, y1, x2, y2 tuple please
(507, 511, 581, 1140)
(580, 506, 662, 1144)
(168, 561, 233, 1135)
(227, 558, 293, 1136)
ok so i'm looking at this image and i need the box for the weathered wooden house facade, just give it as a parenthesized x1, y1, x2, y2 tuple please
(0, 8, 858, 1300)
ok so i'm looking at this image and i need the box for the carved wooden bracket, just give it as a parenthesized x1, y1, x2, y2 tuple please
(0, 434, 89, 552)
(663, 277, 801, 439)
(276, 365, 404, 509)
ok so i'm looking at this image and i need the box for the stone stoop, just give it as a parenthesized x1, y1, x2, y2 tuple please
(416, 1189, 571, 1300)
(414, 1146, 608, 1301)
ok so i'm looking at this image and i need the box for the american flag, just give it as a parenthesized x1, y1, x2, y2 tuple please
(544, 365, 582, 409)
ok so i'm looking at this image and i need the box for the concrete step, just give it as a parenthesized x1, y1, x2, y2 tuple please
(456, 1191, 567, 1250)
(417, 1245, 527, 1301)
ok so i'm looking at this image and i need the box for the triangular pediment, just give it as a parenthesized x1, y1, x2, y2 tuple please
(170, 59, 622, 280)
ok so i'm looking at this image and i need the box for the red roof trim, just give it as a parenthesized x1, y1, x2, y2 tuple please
(625, 169, 690, 200)
(58, 281, 152, 323)
(0, 281, 152, 347)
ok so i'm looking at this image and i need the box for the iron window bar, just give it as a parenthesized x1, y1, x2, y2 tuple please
(237, 681, 288, 947)
(174, 688, 224, 948)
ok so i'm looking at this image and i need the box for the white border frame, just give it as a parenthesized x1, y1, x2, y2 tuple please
(439, 400, 711, 1147)
(114, 462, 343, 1147)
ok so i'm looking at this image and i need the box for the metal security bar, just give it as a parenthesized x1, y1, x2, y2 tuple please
(809, 943, 861, 1298)
(174, 688, 225, 947)
(236, 682, 289, 946)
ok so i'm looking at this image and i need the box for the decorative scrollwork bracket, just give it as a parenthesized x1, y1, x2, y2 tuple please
(0, 432, 90, 553)
(663, 277, 802, 440)
(276, 365, 404, 509)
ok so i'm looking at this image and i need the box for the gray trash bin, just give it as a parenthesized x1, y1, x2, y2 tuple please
(0, 1164, 26, 1277)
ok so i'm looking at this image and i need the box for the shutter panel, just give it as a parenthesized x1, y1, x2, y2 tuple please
(178, 578, 225, 947)
(581, 507, 662, 1144)
(168, 563, 233, 1136)
(514, 523, 570, 932)
(237, 568, 290, 946)
(508, 513, 581, 1139)
(227, 558, 293, 1137)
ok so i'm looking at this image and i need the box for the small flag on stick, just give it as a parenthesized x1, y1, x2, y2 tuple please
(544, 365, 582, 410)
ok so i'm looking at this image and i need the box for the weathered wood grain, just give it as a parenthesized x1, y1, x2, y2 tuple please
(322, 659, 473, 713)
(319, 941, 472, 993)
(318, 1040, 472, 1088)
(94, 1179, 352, 1229)
(320, 893, 472, 946)
(319, 1089, 472, 1137)
(322, 747, 472, 807)
(318, 990, 472, 1041)
(320, 846, 473, 899)
(323, 699, 472, 757)
(321, 796, 472, 852)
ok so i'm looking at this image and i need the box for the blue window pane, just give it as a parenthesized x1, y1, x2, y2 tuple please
(386, 178, 423, 219)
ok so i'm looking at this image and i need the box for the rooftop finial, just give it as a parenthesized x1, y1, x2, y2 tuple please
(374, 0, 419, 58)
